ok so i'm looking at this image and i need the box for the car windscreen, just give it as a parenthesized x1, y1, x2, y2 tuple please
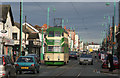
(0, 57, 2, 65)
(17, 57, 33, 62)
(81, 54, 92, 58)
(70, 52, 76, 55)
(104, 57, 118, 60)
(113, 57, 118, 60)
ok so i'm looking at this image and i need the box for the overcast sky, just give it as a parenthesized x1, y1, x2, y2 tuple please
(2, 2, 119, 44)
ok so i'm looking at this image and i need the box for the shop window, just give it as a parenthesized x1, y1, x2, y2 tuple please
(12, 33, 17, 40)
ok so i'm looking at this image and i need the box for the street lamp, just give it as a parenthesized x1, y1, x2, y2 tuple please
(0, 19, 7, 55)
(106, 1, 116, 55)
(47, 7, 56, 28)
(102, 22, 108, 53)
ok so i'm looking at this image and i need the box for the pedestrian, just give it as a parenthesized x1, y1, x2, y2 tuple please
(22, 51, 25, 56)
(94, 52, 97, 58)
(106, 52, 115, 72)
(98, 52, 101, 59)
(13, 51, 16, 62)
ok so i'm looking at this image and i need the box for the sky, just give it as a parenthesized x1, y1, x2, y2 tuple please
(1, 2, 119, 44)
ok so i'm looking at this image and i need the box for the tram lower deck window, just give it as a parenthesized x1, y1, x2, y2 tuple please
(48, 46, 61, 52)
(48, 46, 53, 51)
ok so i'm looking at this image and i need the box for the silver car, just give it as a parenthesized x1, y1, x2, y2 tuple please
(79, 54, 93, 65)
(0, 55, 16, 78)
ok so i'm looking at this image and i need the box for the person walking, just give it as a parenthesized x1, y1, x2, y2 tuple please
(107, 52, 115, 72)
(13, 51, 16, 62)
(98, 52, 101, 59)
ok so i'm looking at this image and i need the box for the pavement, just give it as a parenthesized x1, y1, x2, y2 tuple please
(100, 69, 120, 74)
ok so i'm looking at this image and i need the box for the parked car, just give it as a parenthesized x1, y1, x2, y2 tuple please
(15, 56, 39, 74)
(69, 51, 78, 59)
(27, 54, 40, 64)
(102, 56, 119, 69)
(79, 54, 93, 65)
(0, 55, 16, 78)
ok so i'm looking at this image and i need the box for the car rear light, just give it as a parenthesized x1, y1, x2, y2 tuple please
(102, 58, 104, 60)
(2, 56, 6, 66)
(2, 74, 5, 76)
(31, 64, 34, 66)
(15, 64, 19, 66)
(114, 62, 118, 64)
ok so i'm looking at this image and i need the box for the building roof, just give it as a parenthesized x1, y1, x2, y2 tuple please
(14, 22, 40, 40)
(27, 33, 39, 39)
(14, 22, 31, 34)
(0, 5, 14, 26)
(23, 22, 39, 33)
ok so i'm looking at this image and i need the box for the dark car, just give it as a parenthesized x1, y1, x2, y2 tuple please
(102, 56, 119, 69)
(79, 54, 93, 65)
(27, 54, 40, 64)
(69, 51, 78, 59)
(0, 55, 16, 78)
(15, 56, 39, 74)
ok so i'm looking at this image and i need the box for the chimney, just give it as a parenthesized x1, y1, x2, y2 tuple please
(64, 26, 66, 30)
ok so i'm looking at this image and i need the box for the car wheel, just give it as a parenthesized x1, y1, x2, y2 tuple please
(7, 72, 10, 78)
(101, 64, 104, 68)
(37, 66, 40, 73)
(19, 71, 22, 74)
(75, 57, 77, 60)
(79, 62, 82, 65)
(33, 68, 37, 74)
(16, 71, 18, 74)
(91, 62, 93, 65)
(37, 70, 39, 73)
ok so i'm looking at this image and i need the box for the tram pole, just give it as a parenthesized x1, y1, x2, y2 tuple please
(41, 28, 44, 63)
(47, 7, 49, 28)
(20, 0, 23, 56)
(62, 19, 64, 28)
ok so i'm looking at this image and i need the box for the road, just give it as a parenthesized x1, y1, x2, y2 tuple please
(17, 54, 119, 78)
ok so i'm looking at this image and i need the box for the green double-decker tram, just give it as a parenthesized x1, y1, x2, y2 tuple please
(45, 27, 69, 65)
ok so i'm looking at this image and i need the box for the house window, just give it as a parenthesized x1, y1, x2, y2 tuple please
(12, 33, 17, 40)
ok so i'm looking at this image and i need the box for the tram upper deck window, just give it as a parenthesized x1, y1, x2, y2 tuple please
(49, 31, 54, 37)
(55, 31, 61, 37)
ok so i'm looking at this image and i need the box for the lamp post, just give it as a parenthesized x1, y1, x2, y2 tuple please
(112, 1, 116, 55)
(20, 0, 23, 56)
(41, 28, 44, 63)
(47, 7, 56, 28)
(103, 16, 111, 52)
(106, 1, 116, 55)
(0, 19, 7, 55)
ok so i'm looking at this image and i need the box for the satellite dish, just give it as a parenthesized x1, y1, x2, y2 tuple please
(1, 30, 7, 33)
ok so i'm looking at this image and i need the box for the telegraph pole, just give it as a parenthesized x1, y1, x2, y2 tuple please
(41, 28, 44, 63)
(25, 16, 26, 43)
(20, 1, 23, 56)
(62, 19, 64, 28)
(47, 7, 49, 28)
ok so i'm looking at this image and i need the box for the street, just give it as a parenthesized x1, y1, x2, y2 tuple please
(16, 54, 119, 78)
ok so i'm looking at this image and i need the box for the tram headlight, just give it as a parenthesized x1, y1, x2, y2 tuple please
(47, 56, 50, 60)
(58, 56, 60, 60)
